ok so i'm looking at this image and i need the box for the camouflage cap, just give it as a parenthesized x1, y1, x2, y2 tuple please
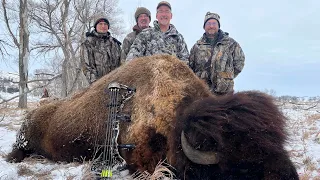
(203, 12, 220, 28)
(157, 1, 171, 10)
(94, 12, 110, 29)
(135, 7, 151, 22)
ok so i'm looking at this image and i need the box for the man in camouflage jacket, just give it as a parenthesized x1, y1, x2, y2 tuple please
(126, 1, 189, 62)
(189, 12, 245, 95)
(121, 7, 151, 62)
(80, 13, 121, 84)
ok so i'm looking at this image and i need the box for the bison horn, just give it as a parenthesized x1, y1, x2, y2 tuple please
(181, 131, 219, 165)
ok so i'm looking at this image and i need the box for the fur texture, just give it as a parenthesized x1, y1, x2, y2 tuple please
(171, 91, 299, 179)
(6, 55, 298, 179)
(7, 55, 210, 172)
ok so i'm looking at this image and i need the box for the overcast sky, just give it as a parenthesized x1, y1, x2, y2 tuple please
(1, 0, 319, 97)
(118, 0, 320, 97)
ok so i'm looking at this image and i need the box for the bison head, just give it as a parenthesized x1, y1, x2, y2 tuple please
(171, 91, 298, 179)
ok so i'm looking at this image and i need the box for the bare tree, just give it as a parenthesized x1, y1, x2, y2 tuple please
(0, 39, 10, 57)
(2, 0, 30, 108)
(30, 0, 125, 97)
(263, 88, 277, 97)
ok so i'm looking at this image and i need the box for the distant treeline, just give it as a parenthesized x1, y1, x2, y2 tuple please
(277, 95, 320, 102)
(0, 77, 19, 94)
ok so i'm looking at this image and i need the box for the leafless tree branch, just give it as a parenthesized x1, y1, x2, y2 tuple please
(0, 39, 10, 56)
(0, 73, 62, 105)
(0, 114, 4, 122)
(1, 0, 19, 47)
(302, 103, 319, 110)
(30, 44, 61, 52)
(13, 77, 60, 84)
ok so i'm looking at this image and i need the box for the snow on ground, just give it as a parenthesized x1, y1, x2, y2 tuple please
(0, 93, 90, 180)
(281, 101, 320, 179)
(0, 92, 320, 179)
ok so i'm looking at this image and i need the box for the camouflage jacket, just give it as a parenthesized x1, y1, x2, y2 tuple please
(126, 21, 189, 62)
(80, 31, 121, 84)
(120, 25, 145, 62)
(189, 30, 245, 94)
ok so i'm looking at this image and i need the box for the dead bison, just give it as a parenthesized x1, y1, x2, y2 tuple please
(7, 55, 298, 179)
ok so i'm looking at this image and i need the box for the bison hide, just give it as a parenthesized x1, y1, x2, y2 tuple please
(6, 55, 298, 179)
(171, 91, 299, 180)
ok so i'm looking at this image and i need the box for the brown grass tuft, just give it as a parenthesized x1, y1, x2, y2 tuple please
(131, 160, 175, 180)
(306, 114, 320, 124)
(17, 164, 34, 177)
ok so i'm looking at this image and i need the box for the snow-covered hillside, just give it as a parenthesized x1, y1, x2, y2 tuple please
(0, 71, 20, 95)
(0, 71, 19, 82)
(0, 94, 319, 179)
(0, 70, 57, 99)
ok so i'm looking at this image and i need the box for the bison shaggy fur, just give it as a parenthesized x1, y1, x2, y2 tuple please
(172, 92, 299, 179)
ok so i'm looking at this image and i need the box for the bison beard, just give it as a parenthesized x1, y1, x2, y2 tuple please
(6, 55, 298, 179)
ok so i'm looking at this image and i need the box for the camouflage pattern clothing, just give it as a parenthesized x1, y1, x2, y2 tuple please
(126, 21, 189, 62)
(120, 25, 145, 62)
(189, 30, 245, 94)
(80, 31, 121, 84)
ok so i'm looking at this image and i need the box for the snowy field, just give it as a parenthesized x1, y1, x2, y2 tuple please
(0, 92, 319, 179)
(0, 93, 90, 180)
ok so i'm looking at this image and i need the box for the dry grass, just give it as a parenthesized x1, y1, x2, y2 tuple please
(0, 101, 38, 119)
(82, 160, 176, 180)
(306, 114, 320, 125)
(299, 173, 312, 180)
(310, 126, 318, 131)
(33, 171, 54, 180)
(66, 175, 77, 180)
(302, 131, 310, 140)
(292, 105, 320, 179)
(0, 101, 39, 131)
(302, 156, 317, 173)
(300, 172, 320, 180)
(17, 164, 34, 177)
(81, 163, 96, 180)
(132, 160, 175, 180)
(0, 107, 20, 118)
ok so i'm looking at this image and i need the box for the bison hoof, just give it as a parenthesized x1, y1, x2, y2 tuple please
(6, 149, 26, 163)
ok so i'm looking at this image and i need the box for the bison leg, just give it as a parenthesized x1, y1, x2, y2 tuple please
(6, 148, 29, 163)
(129, 127, 167, 173)
(6, 121, 32, 163)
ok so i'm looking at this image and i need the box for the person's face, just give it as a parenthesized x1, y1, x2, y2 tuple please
(96, 21, 109, 33)
(137, 14, 150, 29)
(156, 5, 172, 26)
(204, 19, 219, 35)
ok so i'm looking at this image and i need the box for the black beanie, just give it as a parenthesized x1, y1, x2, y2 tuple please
(94, 13, 110, 29)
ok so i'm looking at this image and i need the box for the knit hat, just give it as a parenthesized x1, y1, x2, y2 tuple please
(135, 7, 151, 22)
(94, 12, 110, 29)
(203, 12, 220, 28)
(157, 1, 171, 10)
